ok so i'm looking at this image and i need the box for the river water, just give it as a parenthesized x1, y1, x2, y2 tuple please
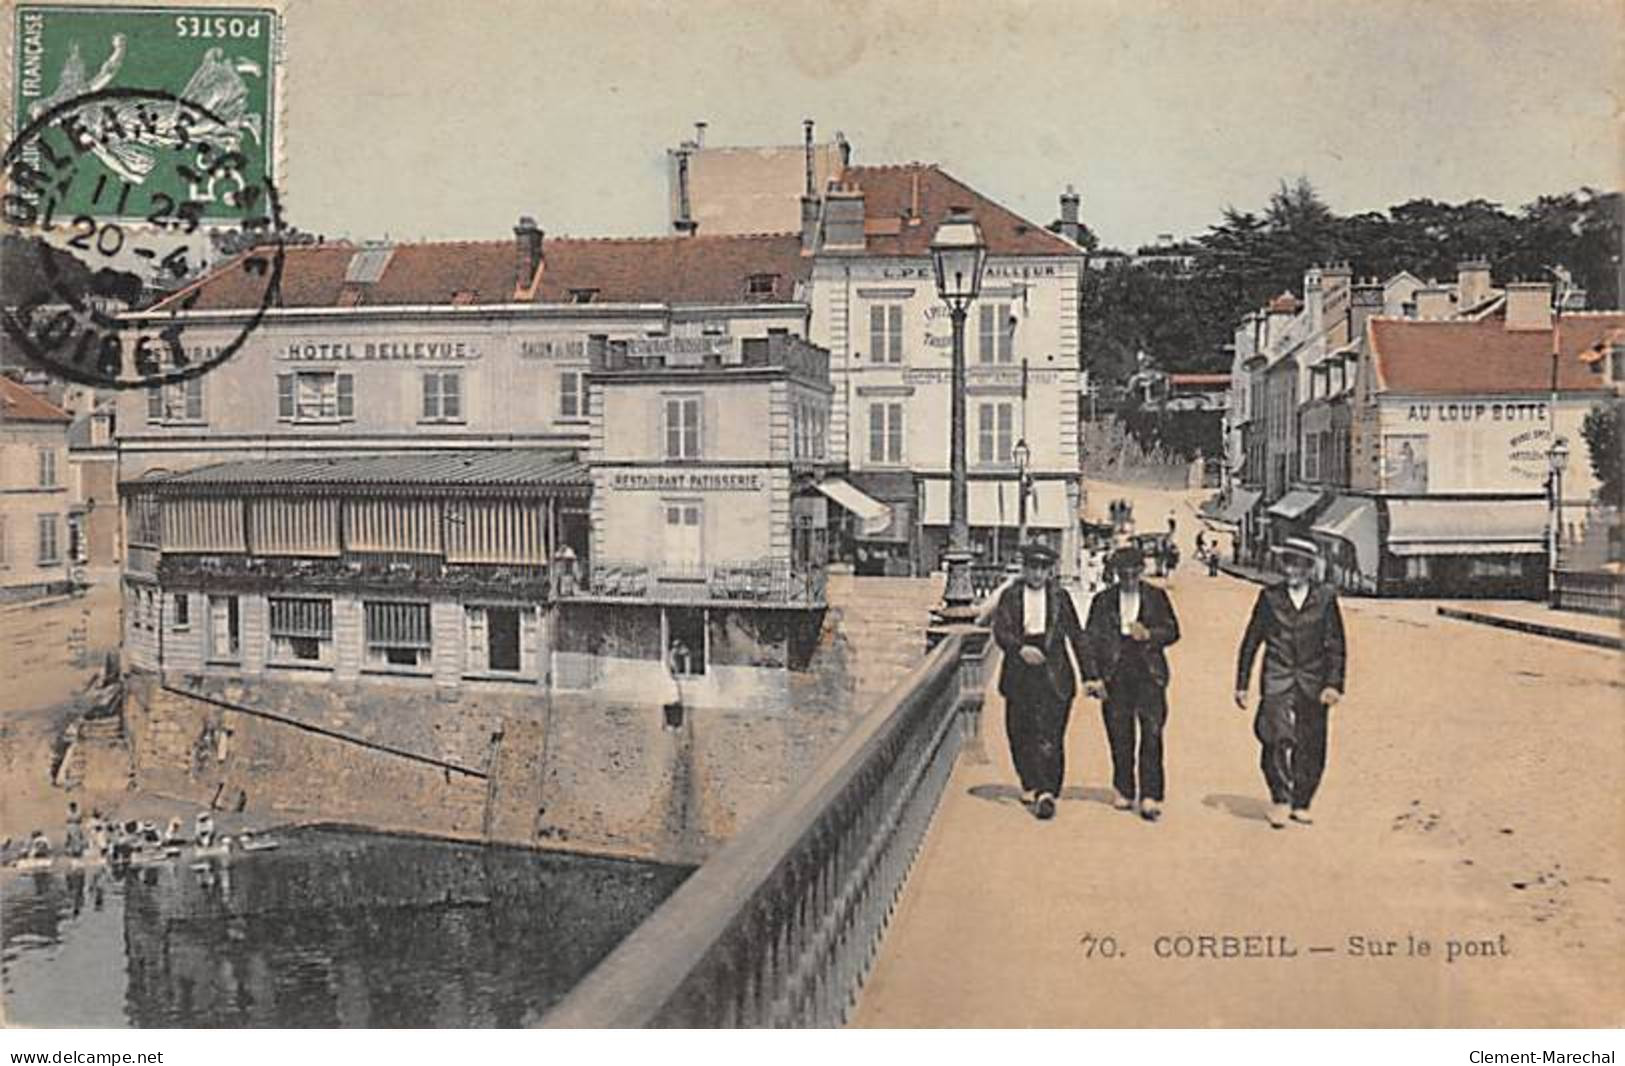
(0, 827, 691, 1027)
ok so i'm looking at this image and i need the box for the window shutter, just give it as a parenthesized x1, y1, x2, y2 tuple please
(337, 374, 354, 419)
(869, 404, 884, 463)
(186, 377, 203, 421)
(465, 607, 488, 673)
(422, 373, 439, 419)
(147, 386, 163, 423)
(1000, 305, 1014, 362)
(869, 306, 885, 364)
(978, 305, 994, 363)
(276, 374, 294, 419)
(888, 404, 904, 463)
(442, 373, 461, 419)
(888, 306, 903, 363)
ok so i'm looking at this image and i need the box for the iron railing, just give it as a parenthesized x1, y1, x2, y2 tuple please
(1553, 568, 1625, 619)
(577, 558, 828, 605)
(539, 625, 991, 1027)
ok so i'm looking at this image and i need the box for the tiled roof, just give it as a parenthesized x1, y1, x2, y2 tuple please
(835, 165, 1080, 258)
(533, 232, 809, 303)
(147, 450, 591, 492)
(1368, 313, 1624, 395)
(0, 376, 70, 423)
(151, 233, 812, 312)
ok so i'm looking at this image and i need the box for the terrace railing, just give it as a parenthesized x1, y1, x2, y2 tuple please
(577, 558, 828, 606)
(539, 624, 991, 1027)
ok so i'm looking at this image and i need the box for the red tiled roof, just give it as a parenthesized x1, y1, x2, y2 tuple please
(0, 376, 70, 423)
(1368, 313, 1624, 395)
(836, 164, 1080, 258)
(151, 233, 812, 311)
(533, 233, 808, 303)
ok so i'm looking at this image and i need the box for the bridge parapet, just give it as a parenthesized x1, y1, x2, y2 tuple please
(539, 625, 991, 1027)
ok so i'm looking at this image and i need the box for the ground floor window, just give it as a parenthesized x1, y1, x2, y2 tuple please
(365, 600, 432, 671)
(464, 604, 534, 675)
(172, 593, 190, 629)
(269, 596, 335, 666)
(664, 606, 706, 676)
(207, 594, 240, 661)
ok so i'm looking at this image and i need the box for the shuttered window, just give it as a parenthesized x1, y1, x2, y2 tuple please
(345, 499, 442, 554)
(364, 601, 432, 671)
(248, 498, 340, 556)
(269, 596, 334, 665)
(163, 498, 246, 553)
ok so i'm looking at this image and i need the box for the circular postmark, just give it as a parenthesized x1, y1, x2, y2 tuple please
(1, 86, 285, 390)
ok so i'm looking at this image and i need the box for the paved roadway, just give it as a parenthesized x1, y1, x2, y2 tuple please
(855, 484, 1623, 1027)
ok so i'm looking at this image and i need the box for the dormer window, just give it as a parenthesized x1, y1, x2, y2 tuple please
(746, 274, 779, 298)
(569, 288, 598, 304)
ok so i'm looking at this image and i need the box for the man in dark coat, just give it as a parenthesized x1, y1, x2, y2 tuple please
(1081, 546, 1182, 821)
(1234, 537, 1348, 829)
(990, 541, 1089, 820)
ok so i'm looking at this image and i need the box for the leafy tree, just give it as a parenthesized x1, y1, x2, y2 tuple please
(1580, 400, 1622, 506)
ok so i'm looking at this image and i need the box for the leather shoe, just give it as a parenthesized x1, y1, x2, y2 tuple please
(1035, 792, 1056, 820)
(1267, 803, 1289, 829)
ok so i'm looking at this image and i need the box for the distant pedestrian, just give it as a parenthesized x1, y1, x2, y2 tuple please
(990, 542, 1089, 820)
(1233, 537, 1347, 829)
(1082, 546, 1182, 821)
(63, 802, 86, 858)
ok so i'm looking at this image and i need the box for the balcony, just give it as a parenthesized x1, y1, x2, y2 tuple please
(571, 558, 827, 608)
(157, 552, 553, 600)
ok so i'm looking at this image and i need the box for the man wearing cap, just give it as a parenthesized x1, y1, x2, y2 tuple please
(990, 541, 1089, 820)
(1234, 537, 1347, 829)
(1080, 545, 1182, 821)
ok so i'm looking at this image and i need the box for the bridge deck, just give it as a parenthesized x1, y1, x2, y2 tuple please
(854, 561, 1623, 1026)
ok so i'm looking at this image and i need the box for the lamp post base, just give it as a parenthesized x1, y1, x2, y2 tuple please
(933, 547, 979, 626)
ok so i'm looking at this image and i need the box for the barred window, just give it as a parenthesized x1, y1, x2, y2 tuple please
(364, 600, 432, 670)
(269, 596, 334, 665)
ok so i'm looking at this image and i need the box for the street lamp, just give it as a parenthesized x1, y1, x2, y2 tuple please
(930, 207, 988, 620)
(1013, 437, 1032, 552)
(1546, 435, 1570, 607)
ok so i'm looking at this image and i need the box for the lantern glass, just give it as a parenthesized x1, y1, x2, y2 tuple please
(1548, 437, 1570, 474)
(930, 208, 988, 308)
(1013, 437, 1031, 472)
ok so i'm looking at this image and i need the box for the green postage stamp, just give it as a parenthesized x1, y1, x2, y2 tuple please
(11, 3, 281, 224)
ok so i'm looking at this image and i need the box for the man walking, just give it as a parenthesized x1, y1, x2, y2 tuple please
(990, 542, 1089, 820)
(1081, 546, 1181, 822)
(1233, 537, 1347, 829)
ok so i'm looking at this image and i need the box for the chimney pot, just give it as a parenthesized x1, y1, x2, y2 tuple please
(514, 216, 543, 288)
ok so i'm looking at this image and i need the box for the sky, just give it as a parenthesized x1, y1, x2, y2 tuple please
(270, 0, 1622, 250)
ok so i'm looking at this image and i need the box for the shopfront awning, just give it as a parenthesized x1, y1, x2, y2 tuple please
(1266, 489, 1323, 521)
(1385, 498, 1548, 557)
(816, 479, 893, 538)
(1207, 487, 1262, 526)
(922, 478, 1071, 529)
(1310, 495, 1379, 578)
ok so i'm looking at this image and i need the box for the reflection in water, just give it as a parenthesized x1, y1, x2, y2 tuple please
(2, 827, 690, 1027)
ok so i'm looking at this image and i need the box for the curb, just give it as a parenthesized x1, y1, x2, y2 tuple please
(1435, 606, 1623, 651)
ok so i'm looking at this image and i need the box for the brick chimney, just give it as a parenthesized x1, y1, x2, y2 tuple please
(514, 216, 543, 288)
(1054, 184, 1082, 244)
(1456, 258, 1492, 311)
(821, 181, 866, 252)
(1504, 281, 1553, 332)
(1351, 277, 1385, 340)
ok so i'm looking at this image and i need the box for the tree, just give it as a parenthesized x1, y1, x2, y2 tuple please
(1580, 400, 1622, 507)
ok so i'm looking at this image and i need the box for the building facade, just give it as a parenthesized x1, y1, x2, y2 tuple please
(803, 165, 1086, 576)
(0, 376, 72, 600)
(115, 228, 823, 704)
(557, 333, 833, 704)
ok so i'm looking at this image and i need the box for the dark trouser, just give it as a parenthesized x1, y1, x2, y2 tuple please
(1006, 689, 1071, 798)
(1254, 692, 1330, 809)
(1102, 679, 1168, 802)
